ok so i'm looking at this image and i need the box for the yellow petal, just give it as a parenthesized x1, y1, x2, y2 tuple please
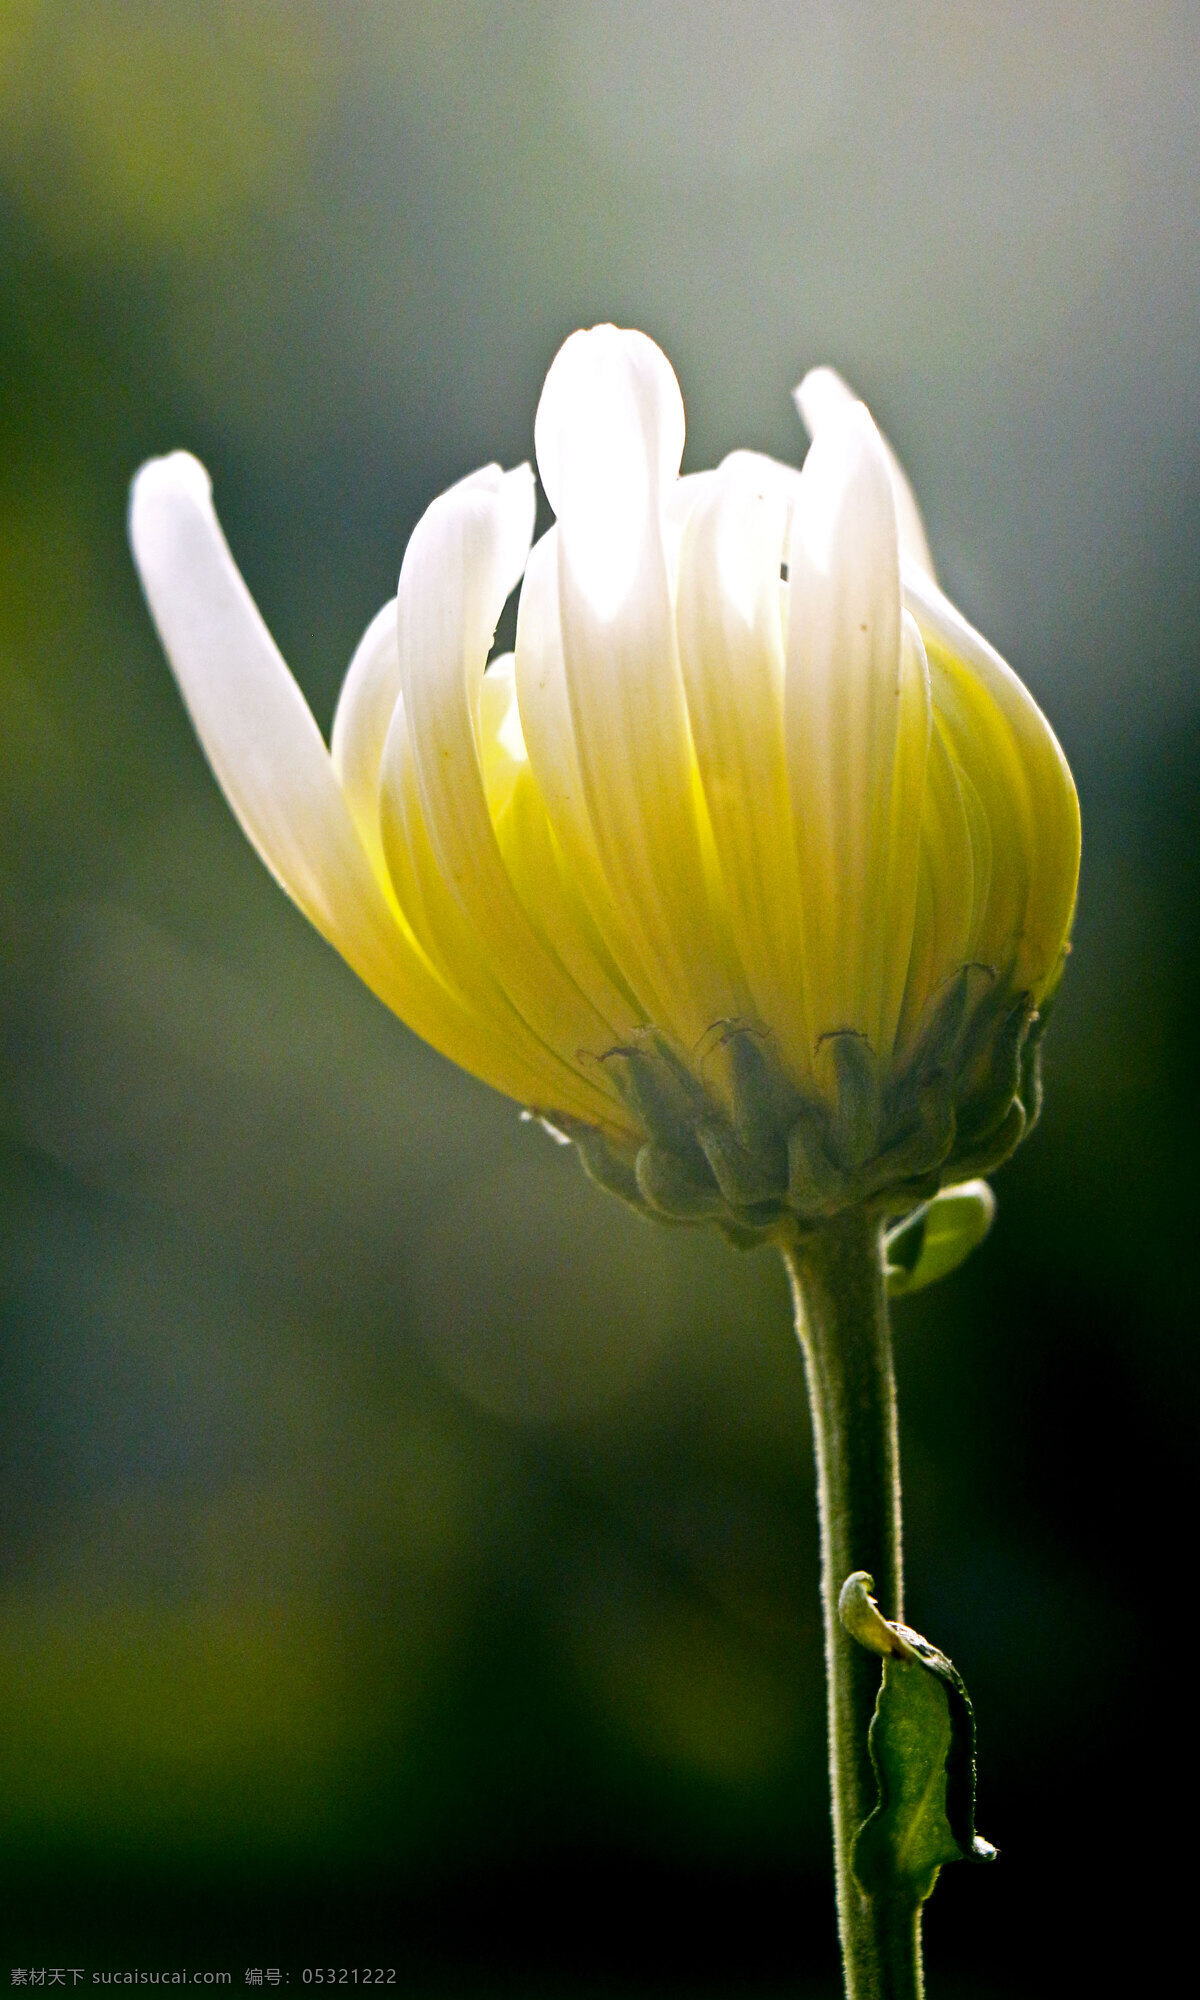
(330, 596, 402, 882)
(480, 657, 645, 1038)
(907, 566, 1080, 999)
(377, 671, 626, 1128)
(493, 763, 646, 1040)
(953, 756, 994, 964)
(896, 708, 976, 1054)
(395, 461, 634, 1085)
(878, 613, 935, 1054)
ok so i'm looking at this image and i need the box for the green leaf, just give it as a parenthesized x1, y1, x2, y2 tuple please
(839, 1572, 996, 1909)
(885, 1179, 995, 1295)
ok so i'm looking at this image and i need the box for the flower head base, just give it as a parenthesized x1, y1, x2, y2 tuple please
(130, 328, 1079, 1245)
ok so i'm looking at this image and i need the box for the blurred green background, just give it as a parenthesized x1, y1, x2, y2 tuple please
(1, 2, 1196, 1989)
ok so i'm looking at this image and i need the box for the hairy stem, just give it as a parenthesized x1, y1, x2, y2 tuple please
(782, 1209, 922, 2000)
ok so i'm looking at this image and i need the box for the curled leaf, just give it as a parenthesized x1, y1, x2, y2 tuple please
(885, 1178, 995, 1295)
(839, 1572, 996, 1908)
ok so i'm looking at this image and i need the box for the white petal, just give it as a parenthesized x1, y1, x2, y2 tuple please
(130, 453, 632, 1131)
(514, 529, 672, 1023)
(533, 325, 741, 1052)
(785, 409, 930, 1059)
(675, 454, 812, 1077)
(129, 453, 418, 1016)
(396, 459, 632, 1069)
(795, 366, 937, 582)
(660, 468, 717, 589)
(662, 469, 718, 533)
(330, 597, 402, 879)
(536, 325, 685, 546)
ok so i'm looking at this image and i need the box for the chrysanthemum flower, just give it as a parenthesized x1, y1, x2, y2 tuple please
(130, 326, 1079, 1243)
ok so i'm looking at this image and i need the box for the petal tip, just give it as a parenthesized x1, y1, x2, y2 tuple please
(130, 449, 212, 515)
(535, 323, 684, 518)
(128, 453, 215, 574)
(793, 365, 859, 440)
(793, 397, 896, 574)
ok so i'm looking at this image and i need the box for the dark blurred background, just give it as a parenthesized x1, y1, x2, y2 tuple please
(1, 3, 1196, 1990)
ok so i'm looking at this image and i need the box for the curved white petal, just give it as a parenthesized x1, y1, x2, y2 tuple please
(533, 325, 741, 1053)
(514, 529, 672, 1025)
(660, 469, 717, 589)
(536, 325, 686, 542)
(396, 459, 631, 1071)
(785, 408, 930, 1059)
(662, 469, 718, 533)
(330, 597, 402, 881)
(129, 453, 433, 1025)
(795, 366, 937, 582)
(676, 453, 812, 1077)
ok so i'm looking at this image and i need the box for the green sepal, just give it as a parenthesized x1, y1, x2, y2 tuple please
(697, 1115, 787, 1206)
(867, 1081, 956, 1194)
(907, 962, 992, 1082)
(839, 1573, 996, 1909)
(716, 1215, 779, 1252)
(1017, 987, 1057, 1139)
(950, 1097, 1025, 1179)
(885, 1180, 995, 1295)
(1019, 1030, 1045, 1135)
(548, 950, 1059, 1240)
(571, 1127, 646, 1211)
(817, 1031, 882, 1170)
(787, 1111, 848, 1213)
(635, 1141, 723, 1220)
(605, 1042, 706, 1164)
(953, 996, 1033, 1148)
(724, 1027, 802, 1158)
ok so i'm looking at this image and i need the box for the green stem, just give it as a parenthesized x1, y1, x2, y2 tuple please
(782, 1208, 923, 2000)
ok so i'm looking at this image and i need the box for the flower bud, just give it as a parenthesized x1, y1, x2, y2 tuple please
(130, 329, 1079, 1243)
